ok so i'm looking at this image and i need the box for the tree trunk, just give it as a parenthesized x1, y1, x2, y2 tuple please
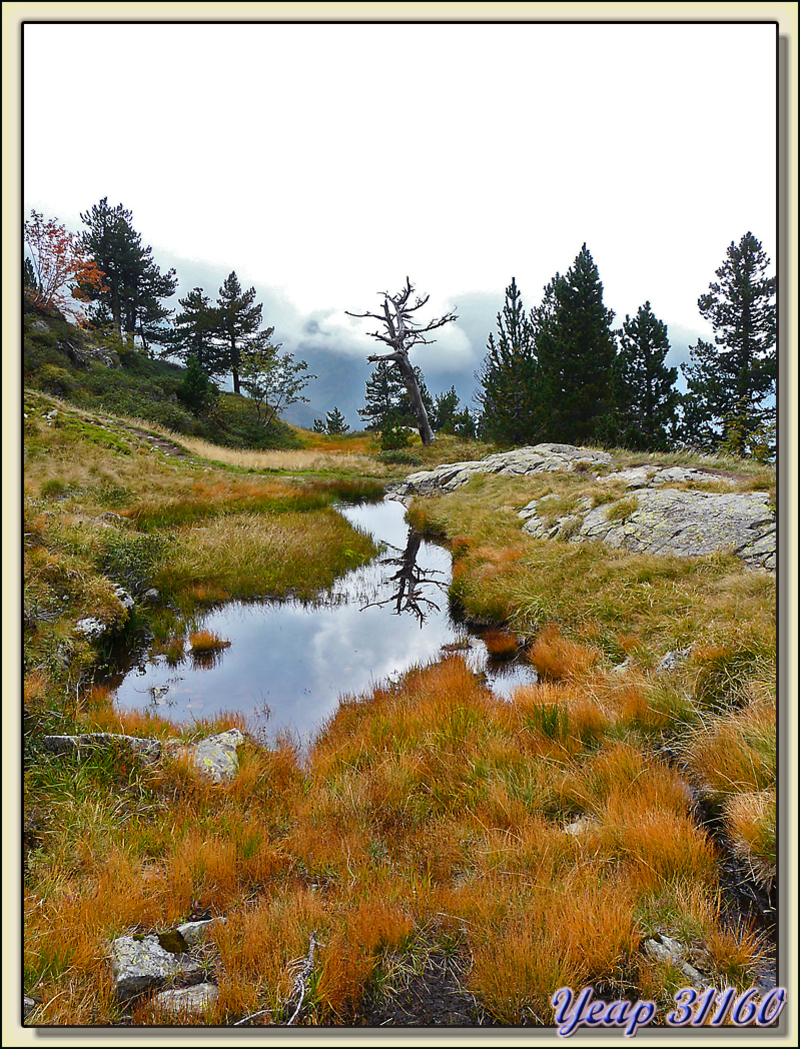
(395, 352, 435, 445)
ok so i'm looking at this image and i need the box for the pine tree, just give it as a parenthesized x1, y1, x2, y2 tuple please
(171, 288, 225, 376)
(215, 272, 264, 395)
(476, 277, 538, 445)
(680, 232, 776, 454)
(533, 245, 617, 445)
(178, 354, 218, 416)
(431, 386, 461, 434)
(324, 407, 350, 434)
(79, 198, 176, 347)
(358, 359, 433, 432)
(614, 302, 679, 450)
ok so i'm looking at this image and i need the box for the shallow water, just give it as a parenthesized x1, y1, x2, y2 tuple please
(111, 499, 537, 747)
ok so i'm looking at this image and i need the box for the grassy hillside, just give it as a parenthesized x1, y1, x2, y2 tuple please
(20, 311, 777, 1027)
(23, 306, 303, 450)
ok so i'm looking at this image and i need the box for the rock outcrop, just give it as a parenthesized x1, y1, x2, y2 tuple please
(389, 444, 613, 501)
(111, 934, 205, 1000)
(110, 918, 223, 1001)
(388, 444, 775, 572)
(520, 488, 775, 571)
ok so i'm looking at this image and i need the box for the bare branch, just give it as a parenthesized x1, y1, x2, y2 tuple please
(367, 351, 403, 363)
(283, 931, 323, 1026)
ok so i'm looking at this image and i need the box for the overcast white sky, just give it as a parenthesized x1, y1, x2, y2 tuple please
(20, 17, 779, 404)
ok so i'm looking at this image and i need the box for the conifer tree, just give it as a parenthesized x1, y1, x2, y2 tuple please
(79, 198, 176, 347)
(358, 359, 433, 432)
(324, 407, 350, 434)
(533, 245, 617, 445)
(178, 354, 218, 416)
(680, 232, 776, 454)
(171, 288, 224, 377)
(431, 386, 461, 434)
(614, 302, 679, 450)
(215, 271, 264, 395)
(476, 277, 538, 445)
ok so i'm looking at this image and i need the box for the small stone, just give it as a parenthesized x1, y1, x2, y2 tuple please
(153, 983, 218, 1017)
(564, 816, 594, 836)
(177, 917, 224, 946)
(113, 585, 135, 611)
(656, 648, 692, 674)
(75, 616, 107, 640)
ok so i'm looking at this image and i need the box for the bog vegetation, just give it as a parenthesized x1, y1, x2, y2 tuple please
(21, 216, 777, 1027)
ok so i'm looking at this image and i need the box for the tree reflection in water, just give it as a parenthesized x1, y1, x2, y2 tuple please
(362, 527, 447, 625)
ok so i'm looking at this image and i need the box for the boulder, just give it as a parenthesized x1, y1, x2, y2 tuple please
(110, 934, 204, 1000)
(171, 729, 246, 783)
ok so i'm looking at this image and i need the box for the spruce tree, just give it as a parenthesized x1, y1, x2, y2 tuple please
(615, 302, 679, 450)
(533, 245, 617, 445)
(476, 277, 538, 445)
(215, 271, 264, 395)
(680, 232, 776, 454)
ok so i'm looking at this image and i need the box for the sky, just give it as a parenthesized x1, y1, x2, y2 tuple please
(19, 15, 781, 424)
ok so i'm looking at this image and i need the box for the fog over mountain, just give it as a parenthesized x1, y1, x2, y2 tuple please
(156, 252, 706, 431)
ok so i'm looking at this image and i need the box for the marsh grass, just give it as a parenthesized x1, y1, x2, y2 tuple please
(188, 630, 231, 654)
(482, 627, 519, 659)
(22, 393, 776, 1026)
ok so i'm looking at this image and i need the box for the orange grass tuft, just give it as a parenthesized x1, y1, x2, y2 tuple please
(482, 627, 519, 660)
(189, 629, 232, 653)
(723, 789, 776, 886)
(525, 623, 601, 680)
(462, 870, 639, 1024)
(23, 670, 49, 709)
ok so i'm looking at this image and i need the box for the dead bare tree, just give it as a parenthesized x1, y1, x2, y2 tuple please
(347, 278, 457, 445)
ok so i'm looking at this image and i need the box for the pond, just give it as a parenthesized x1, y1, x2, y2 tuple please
(110, 499, 538, 747)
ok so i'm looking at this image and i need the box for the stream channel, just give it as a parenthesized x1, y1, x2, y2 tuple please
(110, 498, 537, 747)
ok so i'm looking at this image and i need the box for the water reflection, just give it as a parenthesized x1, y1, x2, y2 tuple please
(110, 499, 537, 746)
(363, 529, 446, 624)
